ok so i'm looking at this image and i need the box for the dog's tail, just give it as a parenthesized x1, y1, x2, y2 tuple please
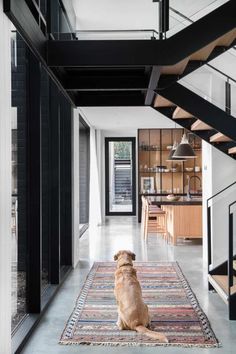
(135, 325, 168, 343)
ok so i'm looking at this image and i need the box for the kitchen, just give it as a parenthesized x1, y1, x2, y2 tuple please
(139, 128, 202, 245)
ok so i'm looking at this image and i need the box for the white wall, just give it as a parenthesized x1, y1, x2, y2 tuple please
(202, 144, 236, 266)
(0, 1, 12, 352)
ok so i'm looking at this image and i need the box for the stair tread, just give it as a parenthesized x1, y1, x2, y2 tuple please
(210, 132, 232, 143)
(211, 275, 236, 296)
(154, 95, 175, 108)
(161, 57, 190, 75)
(228, 146, 236, 154)
(216, 28, 236, 46)
(173, 106, 194, 119)
(191, 119, 213, 131)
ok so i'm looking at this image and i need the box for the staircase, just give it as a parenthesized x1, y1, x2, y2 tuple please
(158, 7, 236, 89)
(153, 82, 236, 159)
(114, 160, 132, 204)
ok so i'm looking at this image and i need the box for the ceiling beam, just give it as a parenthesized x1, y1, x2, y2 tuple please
(64, 75, 149, 91)
(75, 91, 146, 106)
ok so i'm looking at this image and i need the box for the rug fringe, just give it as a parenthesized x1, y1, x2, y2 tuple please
(59, 340, 221, 348)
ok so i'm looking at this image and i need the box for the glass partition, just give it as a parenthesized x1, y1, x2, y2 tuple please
(168, 0, 229, 37)
(180, 66, 236, 117)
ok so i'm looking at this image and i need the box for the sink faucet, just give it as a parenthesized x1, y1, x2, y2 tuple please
(187, 175, 202, 199)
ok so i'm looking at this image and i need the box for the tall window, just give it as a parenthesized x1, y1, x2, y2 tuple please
(11, 32, 27, 331)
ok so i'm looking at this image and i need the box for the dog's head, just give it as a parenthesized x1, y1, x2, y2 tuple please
(114, 250, 136, 268)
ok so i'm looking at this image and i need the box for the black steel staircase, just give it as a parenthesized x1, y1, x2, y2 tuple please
(153, 82, 236, 159)
(4, 0, 236, 160)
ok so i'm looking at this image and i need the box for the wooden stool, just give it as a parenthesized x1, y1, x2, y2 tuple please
(141, 197, 167, 241)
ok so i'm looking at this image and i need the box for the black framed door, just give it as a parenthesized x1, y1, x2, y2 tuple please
(105, 137, 136, 216)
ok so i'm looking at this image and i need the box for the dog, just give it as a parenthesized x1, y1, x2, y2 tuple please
(113, 250, 168, 343)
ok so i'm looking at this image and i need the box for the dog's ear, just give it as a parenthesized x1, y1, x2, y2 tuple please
(130, 252, 136, 260)
(114, 252, 119, 261)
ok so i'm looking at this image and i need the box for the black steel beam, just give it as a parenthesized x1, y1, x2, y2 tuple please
(47, 1, 236, 67)
(156, 83, 236, 142)
(75, 91, 146, 106)
(64, 75, 149, 91)
(145, 66, 161, 105)
(4, 0, 46, 59)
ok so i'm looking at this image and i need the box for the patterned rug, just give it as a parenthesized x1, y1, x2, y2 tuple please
(60, 262, 220, 347)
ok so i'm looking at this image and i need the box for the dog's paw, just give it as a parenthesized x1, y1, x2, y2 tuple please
(161, 335, 169, 343)
(159, 335, 169, 343)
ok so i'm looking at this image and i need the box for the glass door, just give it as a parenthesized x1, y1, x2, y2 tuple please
(105, 138, 136, 215)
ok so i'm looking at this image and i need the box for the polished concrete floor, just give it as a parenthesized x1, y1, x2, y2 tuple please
(21, 217, 236, 354)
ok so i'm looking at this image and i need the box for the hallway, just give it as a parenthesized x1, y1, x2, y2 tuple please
(21, 217, 236, 354)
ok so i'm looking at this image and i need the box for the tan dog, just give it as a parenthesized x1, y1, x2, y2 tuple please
(113, 250, 168, 343)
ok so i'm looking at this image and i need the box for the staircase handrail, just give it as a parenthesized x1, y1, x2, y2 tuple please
(170, 6, 236, 85)
(207, 180, 236, 205)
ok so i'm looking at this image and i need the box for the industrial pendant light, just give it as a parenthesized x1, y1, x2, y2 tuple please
(173, 133, 196, 159)
(166, 141, 186, 162)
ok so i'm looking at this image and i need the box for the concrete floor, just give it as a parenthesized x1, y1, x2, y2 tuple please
(21, 217, 236, 354)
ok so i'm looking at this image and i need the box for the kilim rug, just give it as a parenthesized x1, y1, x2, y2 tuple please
(60, 262, 220, 347)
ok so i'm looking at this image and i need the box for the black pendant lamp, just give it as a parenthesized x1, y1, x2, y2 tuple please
(173, 133, 196, 159)
(166, 141, 186, 162)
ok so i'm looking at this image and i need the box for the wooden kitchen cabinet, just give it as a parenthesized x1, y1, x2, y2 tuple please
(162, 205, 202, 245)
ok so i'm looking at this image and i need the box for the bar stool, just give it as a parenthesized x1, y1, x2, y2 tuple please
(141, 196, 167, 241)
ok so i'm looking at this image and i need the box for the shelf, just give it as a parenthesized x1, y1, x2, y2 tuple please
(139, 171, 184, 173)
(138, 128, 202, 222)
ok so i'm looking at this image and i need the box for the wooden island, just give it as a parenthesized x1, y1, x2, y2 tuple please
(147, 196, 202, 245)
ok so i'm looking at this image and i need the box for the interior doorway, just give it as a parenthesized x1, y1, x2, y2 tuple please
(105, 137, 136, 215)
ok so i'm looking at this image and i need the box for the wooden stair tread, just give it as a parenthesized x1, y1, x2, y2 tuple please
(210, 132, 232, 143)
(173, 106, 194, 119)
(191, 119, 212, 131)
(216, 28, 236, 46)
(154, 95, 175, 108)
(161, 57, 190, 75)
(228, 146, 236, 154)
(190, 41, 217, 61)
(211, 275, 236, 296)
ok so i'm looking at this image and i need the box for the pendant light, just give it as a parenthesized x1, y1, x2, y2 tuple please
(166, 141, 186, 162)
(173, 133, 196, 159)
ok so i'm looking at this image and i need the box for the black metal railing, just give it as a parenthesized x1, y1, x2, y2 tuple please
(207, 180, 236, 319)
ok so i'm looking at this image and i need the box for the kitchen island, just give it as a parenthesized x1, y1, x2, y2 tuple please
(147, 196, 202, 245)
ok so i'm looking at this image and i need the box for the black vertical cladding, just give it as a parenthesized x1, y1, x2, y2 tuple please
(41, 66, 50, 287)
(26, 49, 42, 313)
(60, 94, 72, 266)
(50, 81, 61, 284)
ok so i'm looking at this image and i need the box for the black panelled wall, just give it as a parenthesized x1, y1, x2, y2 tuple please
(60, 94, 72, 267)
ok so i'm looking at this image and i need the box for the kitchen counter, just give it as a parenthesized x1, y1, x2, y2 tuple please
(146, 196, 202, 206)
(145, 196, 202, 245)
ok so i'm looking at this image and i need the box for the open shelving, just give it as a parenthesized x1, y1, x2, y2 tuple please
(138, 128, 202, 221)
